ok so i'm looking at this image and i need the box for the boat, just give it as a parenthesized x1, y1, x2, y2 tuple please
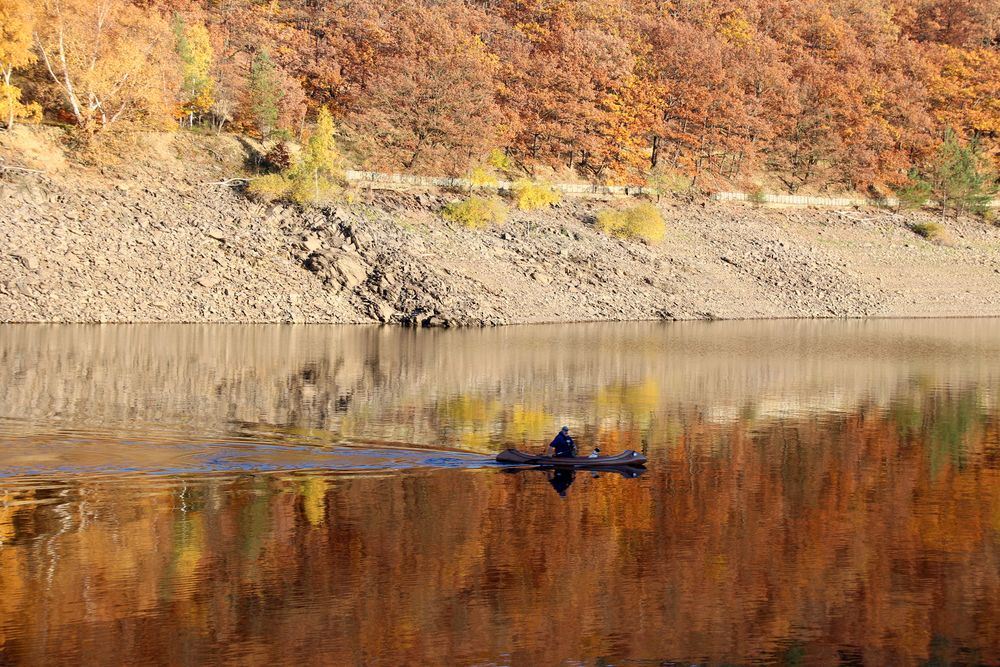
(495, 448, 647, 468)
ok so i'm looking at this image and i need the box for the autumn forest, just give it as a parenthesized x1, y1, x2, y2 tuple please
(2, 1, 1000, 191)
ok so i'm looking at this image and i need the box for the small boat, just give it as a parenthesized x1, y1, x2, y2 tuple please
(495, 448, 647, 468)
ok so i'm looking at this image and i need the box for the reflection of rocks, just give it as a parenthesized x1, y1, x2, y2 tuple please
(1, 320, 999, 453)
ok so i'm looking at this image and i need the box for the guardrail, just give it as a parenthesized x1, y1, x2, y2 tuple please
(345, 170, 999, 209)
(345, 170, 651, 197)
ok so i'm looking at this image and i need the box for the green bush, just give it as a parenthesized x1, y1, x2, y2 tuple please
(595, 203, 666, 244)
(909, 221, 947, 243)
(894, 169, 931, 210)
(441, 196, 508, 229)
(511, 179, 561, 210)
(247, 173, 292, 201)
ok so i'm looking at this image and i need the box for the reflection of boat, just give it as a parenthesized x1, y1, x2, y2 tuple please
(495, 449, 647, 468)
(502, 465, 646, 479)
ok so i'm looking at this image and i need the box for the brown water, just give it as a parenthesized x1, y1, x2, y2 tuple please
(1, 321, 999, 666)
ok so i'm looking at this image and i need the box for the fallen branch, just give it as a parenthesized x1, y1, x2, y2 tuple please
(0, 162, 45, 175)
(204, 176, 257, 187)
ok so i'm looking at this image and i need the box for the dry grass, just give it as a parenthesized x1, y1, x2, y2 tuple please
(909, 220, 950, 244)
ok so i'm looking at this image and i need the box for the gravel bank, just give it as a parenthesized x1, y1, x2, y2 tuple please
(3, 134, 1000, 325)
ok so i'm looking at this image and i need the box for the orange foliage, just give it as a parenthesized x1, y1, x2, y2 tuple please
(16, 0, 1000, 189)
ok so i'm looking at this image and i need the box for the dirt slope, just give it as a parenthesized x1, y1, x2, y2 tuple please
(2, 131, 1000, 325)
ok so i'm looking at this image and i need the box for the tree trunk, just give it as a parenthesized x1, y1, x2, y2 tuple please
(2, 67, 13, 130)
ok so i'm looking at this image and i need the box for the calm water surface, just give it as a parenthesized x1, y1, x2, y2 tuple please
(1, 321, 999, 665)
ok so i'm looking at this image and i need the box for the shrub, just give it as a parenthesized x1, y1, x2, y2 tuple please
(747, 187, 767, 207)
(645, 168, 692, 197)
(263, 141, 293, 172)
(247, 173, 291, 201)
(909, 221, 947, 243)
(441, 196, 508, 229)
(596, 203, 666, 244)
(511, 179, 561, 210)
(469, 165, 498, 188)
(487, 149, 514, 173)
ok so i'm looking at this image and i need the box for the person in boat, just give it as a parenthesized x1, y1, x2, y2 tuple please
(545, 425, 577, 458)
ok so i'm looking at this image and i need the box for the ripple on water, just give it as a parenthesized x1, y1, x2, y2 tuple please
(0, 420, 493, 482)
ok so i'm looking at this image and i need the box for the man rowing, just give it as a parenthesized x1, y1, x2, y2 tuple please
(545, 425, 577, 458)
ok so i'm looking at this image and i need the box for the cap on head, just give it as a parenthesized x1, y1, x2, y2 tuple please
(561, 425, 569, 432)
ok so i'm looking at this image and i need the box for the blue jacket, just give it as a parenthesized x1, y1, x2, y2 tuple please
(549, 432, 576, 457)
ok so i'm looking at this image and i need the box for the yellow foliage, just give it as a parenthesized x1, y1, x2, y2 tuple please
(511, 179, 561, 210)
(506, 405, 552, 442)
(595, 203, 666, 244)
(928, 46, 1000, 155)
(247, 173, 292, 201)
(300, 477, 327, 527)
(0, 0, 35, 72)
(441, 196, 507, 228)
(288, 107, 345, 204)
(0, 82, 41, 127)
(34, 0, 178, 132)
(719, 11, 755, 46)
(469, 165, 498, 188)
(487, 148, 514, 173)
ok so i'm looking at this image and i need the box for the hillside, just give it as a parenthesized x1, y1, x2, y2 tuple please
(2, 131, 1000, 325)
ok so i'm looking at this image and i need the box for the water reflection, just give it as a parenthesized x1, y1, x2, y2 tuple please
(0, 321, 998, 664)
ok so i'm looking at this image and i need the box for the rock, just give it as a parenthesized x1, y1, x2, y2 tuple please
(332, 253, 368, 289)
(13, 253, 39, 271)
(531, 271, 553, 285)
(303, 236, 322, 252)
(196, 275, 220, 288)
(373, 301, 395, 322)
(348, 225, 373, 249)
(205, 227, 227, 241)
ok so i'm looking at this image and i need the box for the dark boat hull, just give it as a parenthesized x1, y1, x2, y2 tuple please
(495, 448, 647, 467)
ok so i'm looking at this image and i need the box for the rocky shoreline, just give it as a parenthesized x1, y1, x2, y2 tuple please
(3, 133, 1000, 325)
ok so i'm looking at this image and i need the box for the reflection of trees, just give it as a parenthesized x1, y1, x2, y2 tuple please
(1, 401, 998, 665)
(5, 321, 1000, 455)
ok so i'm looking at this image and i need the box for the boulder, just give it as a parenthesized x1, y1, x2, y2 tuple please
(531, 271, 553, 286)
(196, 275, 220, 288)
(302, 235, 322, 252)
(332, 253, 368, 289)
(205, 227, 227, 241)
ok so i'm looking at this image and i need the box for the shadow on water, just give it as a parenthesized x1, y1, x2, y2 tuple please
(502, 465, 646, 497)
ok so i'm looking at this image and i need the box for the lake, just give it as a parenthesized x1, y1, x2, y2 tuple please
(1, 321, 998, 665)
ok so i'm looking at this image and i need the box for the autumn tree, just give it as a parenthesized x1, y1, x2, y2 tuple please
(33, 0, 177, 133)
(350, 6, 503, 175)
(173, 15, 214, 127)
(0, 0, 40, 129)
(288, 107, 344, 203)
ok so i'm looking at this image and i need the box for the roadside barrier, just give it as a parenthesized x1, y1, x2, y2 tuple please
(345, 170, 1000, 209)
